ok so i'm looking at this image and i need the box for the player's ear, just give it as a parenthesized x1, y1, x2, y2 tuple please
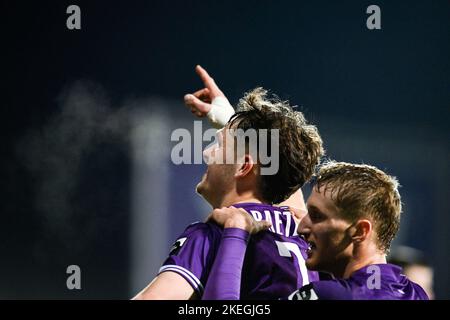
(235, 154, 255, 178)
(348, 219, 372, 244)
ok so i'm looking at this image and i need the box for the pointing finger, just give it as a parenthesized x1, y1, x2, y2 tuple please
(195, 65, 224, 97)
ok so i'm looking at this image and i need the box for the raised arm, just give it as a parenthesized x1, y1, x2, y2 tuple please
(184, 65, 235, 128)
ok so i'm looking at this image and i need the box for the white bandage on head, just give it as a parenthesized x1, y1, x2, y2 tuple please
(207, 96, 235, 129)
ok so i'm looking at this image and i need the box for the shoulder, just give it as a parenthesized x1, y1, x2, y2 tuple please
(182, 221, 221, 237)
(183, 221, 210, 233)
(410, 281, 430, 300)
(169, 222, 221, 254)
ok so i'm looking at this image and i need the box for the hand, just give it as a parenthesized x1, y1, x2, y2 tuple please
(206, 206, 272, 235)
(184, 65, 229, 117)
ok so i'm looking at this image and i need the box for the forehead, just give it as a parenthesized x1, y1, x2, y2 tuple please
(306, 185, 341, 218)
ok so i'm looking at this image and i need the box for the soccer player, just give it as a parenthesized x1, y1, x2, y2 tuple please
(133, 66, 324, 299)
(202, 162, 429, 300)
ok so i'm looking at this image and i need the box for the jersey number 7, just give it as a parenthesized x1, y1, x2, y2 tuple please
(275, 241, 310, 287)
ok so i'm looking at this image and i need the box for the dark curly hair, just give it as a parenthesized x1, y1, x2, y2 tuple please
(228, 87, 324, 204)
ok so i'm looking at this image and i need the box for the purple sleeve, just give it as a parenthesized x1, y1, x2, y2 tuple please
(159, 223, 214, 297)
(202, 228, 250, 300)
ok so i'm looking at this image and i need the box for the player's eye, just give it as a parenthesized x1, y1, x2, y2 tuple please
(309, 209, 325, 223)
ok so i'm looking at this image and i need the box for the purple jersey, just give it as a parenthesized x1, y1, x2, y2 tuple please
(288, 264, 429, 300)
(159, 202, 319, 299)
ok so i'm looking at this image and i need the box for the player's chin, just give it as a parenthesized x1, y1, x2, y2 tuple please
(305, 250, 320, 270)
(196, 177, 209, 195)
(305, 257, 318, 271)
(196, 182, 205, 195)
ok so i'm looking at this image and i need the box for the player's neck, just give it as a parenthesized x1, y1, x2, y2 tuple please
(214, 192, 263, 209)
(342, 250, 387, 279)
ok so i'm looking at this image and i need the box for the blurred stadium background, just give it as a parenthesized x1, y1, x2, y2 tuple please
(2, 1, 449, 299)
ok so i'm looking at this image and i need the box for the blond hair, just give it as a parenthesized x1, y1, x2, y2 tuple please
(315, 161, 402, 253)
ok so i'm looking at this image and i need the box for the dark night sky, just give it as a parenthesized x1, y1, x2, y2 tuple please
(1, 0, 449, 299)
(4, 1, 449, 127)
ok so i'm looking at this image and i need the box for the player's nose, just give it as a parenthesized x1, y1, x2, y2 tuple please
(298, 213, 311, 238)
